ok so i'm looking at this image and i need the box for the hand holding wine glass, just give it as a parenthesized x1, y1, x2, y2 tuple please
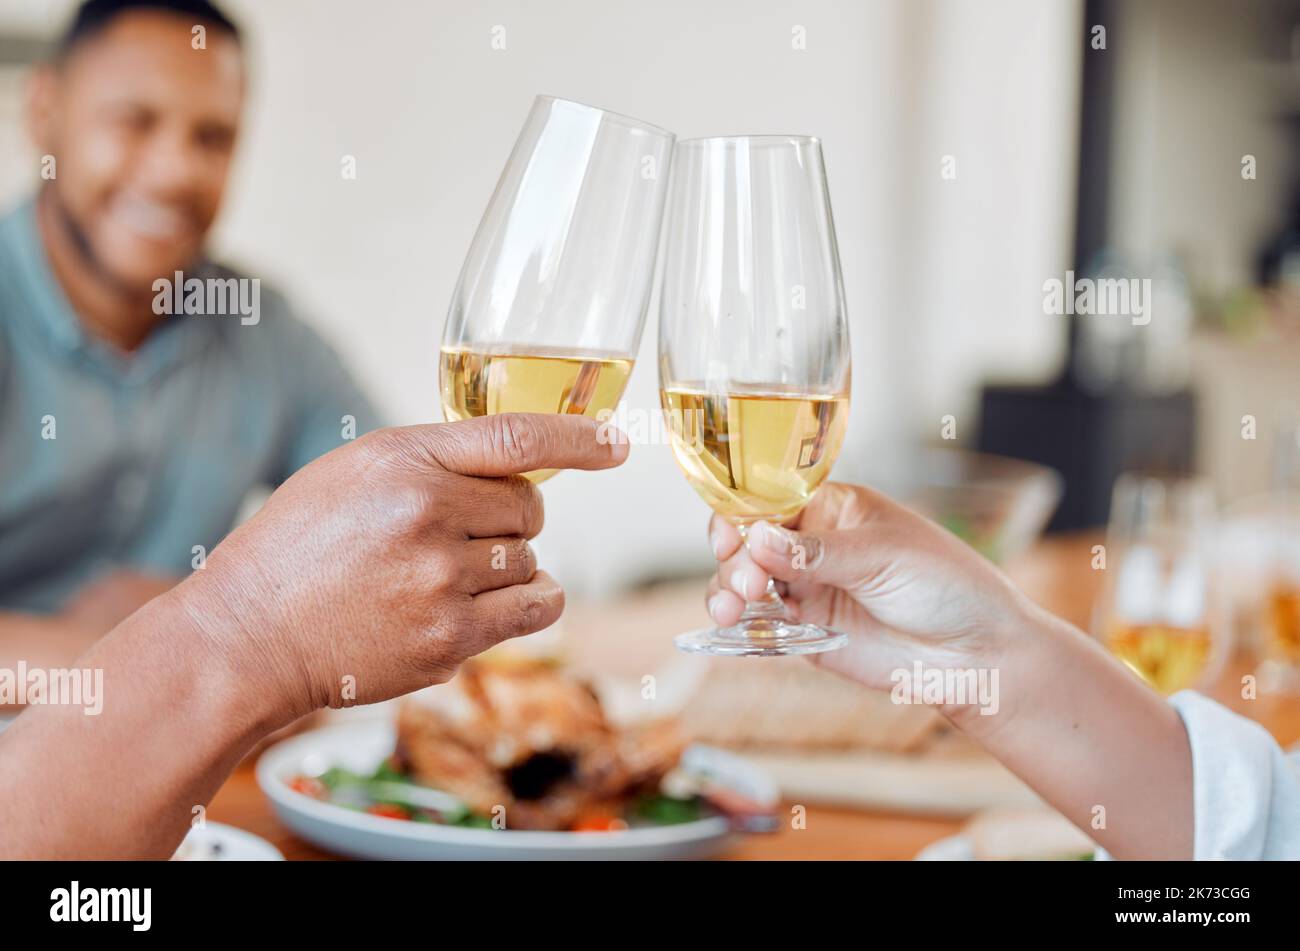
(702, 482, 1035, 690)
(699, 479, 1198, 860)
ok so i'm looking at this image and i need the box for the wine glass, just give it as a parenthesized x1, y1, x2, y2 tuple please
(1257, 415, 1300, 690)
(440, 96, 675, 481)
(1093, 472, 1225, 694)
(658, 135, 852, 656)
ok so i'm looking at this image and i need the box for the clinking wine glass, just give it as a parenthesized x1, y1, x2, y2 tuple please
(440, 96, 675, 481)
(658, 135, 852, 656)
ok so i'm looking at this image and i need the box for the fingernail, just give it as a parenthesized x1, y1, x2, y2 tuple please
(730, 570, 751, 601)
(707, 593, 724, 620)
(751, 521, 793, 553)
(595, 420, 630, 458)
(711, 531, 726, 560)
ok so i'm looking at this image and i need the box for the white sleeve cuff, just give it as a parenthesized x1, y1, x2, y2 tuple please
(1169, 690, 1300, 860)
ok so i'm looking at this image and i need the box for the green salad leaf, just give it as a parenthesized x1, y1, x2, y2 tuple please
(631, 794, 704, 826)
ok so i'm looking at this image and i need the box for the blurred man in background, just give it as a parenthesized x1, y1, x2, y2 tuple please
(0, 0, 380, 664)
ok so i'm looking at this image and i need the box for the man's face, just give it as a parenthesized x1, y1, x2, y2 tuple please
(29, 12, 244, 291)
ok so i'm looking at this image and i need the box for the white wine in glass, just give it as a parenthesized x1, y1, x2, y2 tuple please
(660, 385, 849, 524)
(440, 346, 636, 483)
(440, 96, 675, 481)
(659, 135, 852, 656)
(1095, 473, 1223, 695)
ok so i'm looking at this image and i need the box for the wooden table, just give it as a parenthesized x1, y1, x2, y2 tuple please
(206, 533, 1300, 860)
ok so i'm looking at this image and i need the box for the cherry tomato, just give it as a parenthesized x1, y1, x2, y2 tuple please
(571, 814, 628, 832)
(288, 776, 327, 800)
(366, 803, 411, 821)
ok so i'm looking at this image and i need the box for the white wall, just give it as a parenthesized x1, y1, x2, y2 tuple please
(887, 0, 1080, 445)
(0, 0, 1081, 595)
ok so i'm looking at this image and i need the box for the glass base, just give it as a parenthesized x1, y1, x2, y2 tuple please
(674, 620, 849, 657)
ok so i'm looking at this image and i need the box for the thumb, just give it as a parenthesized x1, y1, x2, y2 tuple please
(401, 413, 629, 477)
(746, 520, 867, 589)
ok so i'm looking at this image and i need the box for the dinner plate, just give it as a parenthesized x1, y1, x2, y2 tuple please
(256, 719, 775, 860)
(914, 834, 977, 860)
(914, 834, 1102, 861)
(173, 822, 284, 861)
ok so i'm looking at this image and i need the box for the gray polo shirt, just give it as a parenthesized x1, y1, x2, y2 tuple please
(0, 198, 382, 611)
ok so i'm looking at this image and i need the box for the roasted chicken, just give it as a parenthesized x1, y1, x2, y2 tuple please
(395, 660, 684, 830)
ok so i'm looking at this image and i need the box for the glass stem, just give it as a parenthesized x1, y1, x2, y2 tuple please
(736, 523, 789, 626)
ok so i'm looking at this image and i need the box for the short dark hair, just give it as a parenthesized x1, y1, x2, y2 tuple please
(57, 0, 242, 58)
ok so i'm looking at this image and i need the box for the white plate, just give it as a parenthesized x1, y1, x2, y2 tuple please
(256, 720, 774, 860)
(915, 833, 1101, 861)
(173, 822, 284, 861)
(914, 834, 977, 860)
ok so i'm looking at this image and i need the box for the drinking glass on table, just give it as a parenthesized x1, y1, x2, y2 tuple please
(1265, 523, 1300, 677)
(1260, 415, 1300, 688)
(658, 135, 852, 656)
(1095, 473, 1224, 694)
(440, 96, 675, 482)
